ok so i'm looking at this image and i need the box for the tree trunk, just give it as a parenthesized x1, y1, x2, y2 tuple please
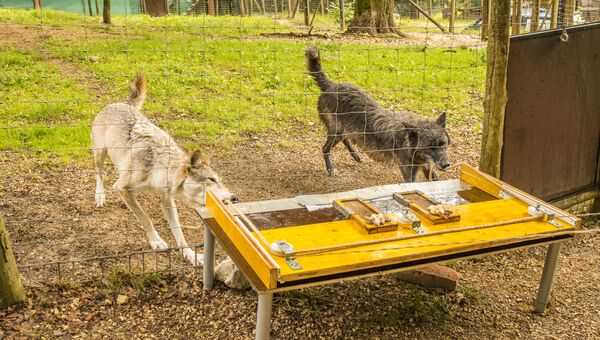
(449, 0, 456, 33)
(348, 0, 398, 34)
(0, 217, 25, 308)
(103, 0, 111, 24)
(208, 0, 216, 15)
(480, 0, 511, 178)
(32, 0, 41, 9)
(144, 0, 168, 16)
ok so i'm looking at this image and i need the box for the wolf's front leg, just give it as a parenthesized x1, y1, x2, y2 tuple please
(322, 134, 342, 176)
(160, 193, 203, 266)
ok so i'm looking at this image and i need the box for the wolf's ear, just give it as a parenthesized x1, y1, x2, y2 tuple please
(436, 112, 447, 128)
(190, 150, 210, 169)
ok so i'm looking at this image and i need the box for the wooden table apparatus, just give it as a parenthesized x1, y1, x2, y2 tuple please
(196, 165, 580, 340)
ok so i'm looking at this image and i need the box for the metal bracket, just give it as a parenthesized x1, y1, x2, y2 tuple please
(271, 240, 302, 270)
(528, 205, 561, 228)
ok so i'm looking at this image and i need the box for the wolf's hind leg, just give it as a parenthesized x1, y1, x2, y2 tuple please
(343, 139, 361, 162)
(93, 147, 108, 207)
(322, 134, 343, 176)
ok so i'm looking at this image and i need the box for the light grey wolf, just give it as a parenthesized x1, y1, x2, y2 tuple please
(91, 74, 236, 265)
(305, 46, 451, 182)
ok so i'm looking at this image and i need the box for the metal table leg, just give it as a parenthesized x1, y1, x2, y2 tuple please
(203, 224, 215, 290)
(534, 243, 562, 314)
(255, 292, 273, 340)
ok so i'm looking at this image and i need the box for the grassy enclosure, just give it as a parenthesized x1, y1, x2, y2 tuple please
(0, 8, 484, 160)
(2, 5, 600, 340)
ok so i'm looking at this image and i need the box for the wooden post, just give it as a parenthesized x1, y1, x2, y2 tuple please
(551, 0, 559, 28)
(339, 0, 345, 30)
(480, 0, 511, 178)
(449, 0, 456, 33)
(511, 0, 522, 34)
(481, 0, 489, 40)
(0, 217, 25, 308)
(32, 0, 41, 9)
(531, 0, 540, 32)
(103, 0, 111, 24)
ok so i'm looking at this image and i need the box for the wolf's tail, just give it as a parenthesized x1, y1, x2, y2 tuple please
(305, 47, 332, 91)
(127, 73, 146, 110)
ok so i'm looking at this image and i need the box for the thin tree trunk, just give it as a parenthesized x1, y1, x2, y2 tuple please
(339, 0, 345, 30)
(480, 0, 511, 178)
(304, 0, 310, 25)
(551, 0, 558, 28)
(291, 0, 299, 18)
(0, 217, 25, 308)
(32, 0, 41, 10)
(87, 0, 93, 16)
(95, 0, 100, 15)
(531, 0, 540, 32)
(449, 0, 456, 33)
(482, 0, 489, 40)
(511, 0, 522, 34)
(320, 0, 325, 15)
(103, 0, 111, 24)
(288, 0, 292, 17)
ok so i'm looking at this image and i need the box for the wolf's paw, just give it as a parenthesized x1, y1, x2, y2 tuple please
(183, 248, 204, 266)
(95, 191, 106, 207)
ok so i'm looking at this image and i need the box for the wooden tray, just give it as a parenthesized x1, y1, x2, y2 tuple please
(393, 191, 461, 224)
(333, 198, 401, 234)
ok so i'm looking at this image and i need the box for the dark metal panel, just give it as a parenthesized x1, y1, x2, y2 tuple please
(502, 23, 600, 201)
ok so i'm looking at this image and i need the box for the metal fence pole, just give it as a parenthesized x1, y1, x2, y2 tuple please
(203, 225, 215, 290)
(534, 243, 562, 314)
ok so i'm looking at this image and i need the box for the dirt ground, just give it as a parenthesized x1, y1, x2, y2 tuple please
(2, 23, 600, 340)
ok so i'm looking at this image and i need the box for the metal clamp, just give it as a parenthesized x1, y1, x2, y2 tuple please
(560, 29, 569, 43)
(271, 240, 302, 270)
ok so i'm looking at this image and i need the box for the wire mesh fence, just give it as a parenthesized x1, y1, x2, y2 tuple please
(0, 0, 598, 288)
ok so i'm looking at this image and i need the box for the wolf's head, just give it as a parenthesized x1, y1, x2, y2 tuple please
(176, 150, 238, 206)
(405, 112, 451, 171)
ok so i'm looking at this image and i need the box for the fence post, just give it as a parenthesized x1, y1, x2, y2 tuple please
(0, 217, 25, 308)
(481, 0, 489, 40)
(480, 0, 511, 178)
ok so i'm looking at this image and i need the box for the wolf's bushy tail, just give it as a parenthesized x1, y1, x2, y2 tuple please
(127, 73, 146, 110)
(305, 47, 333, 91)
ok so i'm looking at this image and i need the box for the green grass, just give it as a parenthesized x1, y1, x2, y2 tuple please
(0, 8, 485, 160)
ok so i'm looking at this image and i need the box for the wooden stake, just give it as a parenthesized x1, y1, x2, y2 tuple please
(0, 217, 25, 308)
(480, 0, 511, 178)
(408, 0, 447, 33)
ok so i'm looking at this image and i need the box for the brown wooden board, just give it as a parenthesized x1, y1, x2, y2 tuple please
(502, 23, 600, 201)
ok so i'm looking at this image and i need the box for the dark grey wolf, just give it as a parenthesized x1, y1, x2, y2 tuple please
(305, 46, 450, 182)
(91, 74, 236, 266)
